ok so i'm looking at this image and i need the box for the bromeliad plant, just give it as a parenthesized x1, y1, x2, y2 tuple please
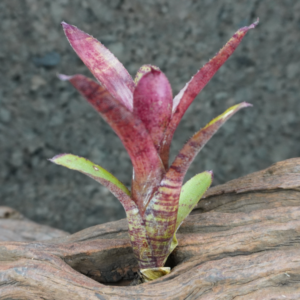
(50, 19, 258, 281)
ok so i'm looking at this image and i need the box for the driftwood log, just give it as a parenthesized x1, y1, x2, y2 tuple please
(1, 158, 300, 299)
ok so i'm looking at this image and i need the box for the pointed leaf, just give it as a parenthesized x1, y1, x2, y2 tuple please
(62, 22, 134, 111)
(133, 65, 173, 150)
(49, 153, 130, 196)
(143, 102, 251, 266)
(168, 102, 252, 181)
(159, 19, 259, 168)
(50, 153, 152, 268)
(60, 74, 165, 214)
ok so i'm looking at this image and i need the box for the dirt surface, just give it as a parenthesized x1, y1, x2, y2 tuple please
(0, 0, 299, 232)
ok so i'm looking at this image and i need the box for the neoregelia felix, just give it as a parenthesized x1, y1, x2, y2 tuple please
(50, 19, 258, 281)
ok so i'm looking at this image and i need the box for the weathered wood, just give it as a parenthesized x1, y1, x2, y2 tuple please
(0, 206, 69, 242)
(1, 158, 300, 299)
(202, 157, 300, 197)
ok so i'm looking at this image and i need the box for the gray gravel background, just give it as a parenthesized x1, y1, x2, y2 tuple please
(0, 0, 299, 233)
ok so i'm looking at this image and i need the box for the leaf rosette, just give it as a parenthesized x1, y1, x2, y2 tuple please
(50, 19, 258, 280)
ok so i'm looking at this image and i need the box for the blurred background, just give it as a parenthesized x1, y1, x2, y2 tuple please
(0, 0, 299, 232)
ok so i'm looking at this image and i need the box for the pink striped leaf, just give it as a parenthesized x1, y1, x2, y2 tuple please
(143, 102, 251, 266)
(168, 102, 252, 181)
(50, 153, 152, 268)
(62, 22, 135, 111)
(159, 19, 259, 168)
(133, 65, 173, 151)
(60, 74, 165, 214)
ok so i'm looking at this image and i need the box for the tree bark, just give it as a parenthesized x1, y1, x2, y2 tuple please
(1, 158, 300, 299)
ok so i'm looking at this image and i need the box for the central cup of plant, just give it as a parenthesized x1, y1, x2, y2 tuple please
(50, 19, 258, 282)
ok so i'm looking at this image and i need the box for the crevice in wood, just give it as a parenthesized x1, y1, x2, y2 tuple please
(1, 158, 300, 299)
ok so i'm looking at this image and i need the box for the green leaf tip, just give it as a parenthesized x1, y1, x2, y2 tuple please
(204, 102, 252, 129)
(49, 153, 130, 196)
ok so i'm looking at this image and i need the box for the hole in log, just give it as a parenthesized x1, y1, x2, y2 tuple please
(62, 243, 141, 286)
(66, 254, 181, 286)
(62, 244, 182, 286)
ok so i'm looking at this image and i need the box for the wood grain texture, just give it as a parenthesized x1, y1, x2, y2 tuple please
(1, 158, 300, 299)
(0, 206, 68, 242)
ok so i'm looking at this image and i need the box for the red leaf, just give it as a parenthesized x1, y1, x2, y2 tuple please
(60, 74, 165, 214)
(61, 22, 135, 111)
(167, 102, 252, 183)
(159, 19, 259, 168)
(133, 66, 173, 151)
(143, 103, 251, 266)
